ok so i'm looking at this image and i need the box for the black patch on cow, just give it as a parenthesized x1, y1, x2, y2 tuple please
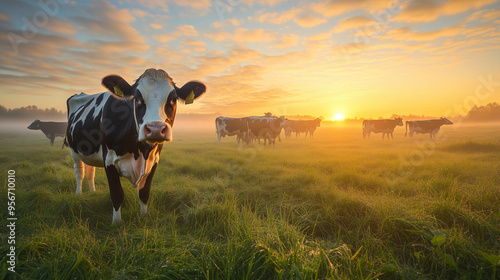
(165, 90, 178, 126)
(138, 163, 157, 204)
(104, 164, 124, 211)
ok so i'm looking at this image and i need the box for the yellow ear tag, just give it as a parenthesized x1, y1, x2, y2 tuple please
(185, 90, 195, 104)
(113, 85, 124, 97)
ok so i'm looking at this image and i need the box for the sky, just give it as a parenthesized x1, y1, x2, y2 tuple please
(0, 0, 499, 120)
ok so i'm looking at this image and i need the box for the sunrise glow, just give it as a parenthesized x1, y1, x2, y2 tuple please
(333, 113, 345, 121)
(0, 1, 499, 119)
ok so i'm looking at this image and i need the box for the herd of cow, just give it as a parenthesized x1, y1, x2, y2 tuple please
(215, 115, 322, 146)
(24, 68, 455, 224)
(362, 117, 454, 140)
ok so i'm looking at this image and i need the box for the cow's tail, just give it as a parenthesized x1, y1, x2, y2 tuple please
(405, 121, 408, 137)
(62, 136, 69, 149)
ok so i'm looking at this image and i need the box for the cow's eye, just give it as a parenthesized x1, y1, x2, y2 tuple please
(170, 98, 177, 106)
(136, 98, 143, 106)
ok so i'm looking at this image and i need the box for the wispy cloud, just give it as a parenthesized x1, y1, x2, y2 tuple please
(394, 0, 497, 23)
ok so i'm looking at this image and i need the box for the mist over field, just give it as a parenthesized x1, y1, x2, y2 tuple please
(2, 120, 499, 279)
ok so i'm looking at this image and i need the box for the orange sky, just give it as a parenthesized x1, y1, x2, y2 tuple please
(0, 0, 499, 120)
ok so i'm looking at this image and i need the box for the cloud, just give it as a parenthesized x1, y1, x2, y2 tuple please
(211, 18, 242, 29)
(311, 0, 398, 17)
(71, 0, 148, 53)
(150, 23, 162, 29)
(465, 9, 500, 23)
(385, 26, 464, 41)
(131, 9, 151, 18)
(152, 34, 175, 43)
(134, 0, 169, 12)
(205, 28, 277, 43)
(273, 34, 300, 49)
(254, 8, 299, 25)
(294, 14, 327, 27)
(181, 39, 206, 52)
(175, 25, 198, 37)
(43, 18, 77, 35)
(0, 12, 9, 21)
(394, 0, 497, 23)
(242, 0, 287, 6)
(334, 16, 377, 33)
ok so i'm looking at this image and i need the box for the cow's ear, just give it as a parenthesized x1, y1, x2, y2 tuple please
(102, 75, 133, 97)
(175, 81, 206, 105)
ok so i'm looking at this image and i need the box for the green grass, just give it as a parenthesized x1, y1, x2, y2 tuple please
(1, 124, 499, 279)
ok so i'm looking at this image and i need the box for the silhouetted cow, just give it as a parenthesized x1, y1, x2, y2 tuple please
(66, 68, 206, 224)
(362, 118, 403, 139)
(284, 118, 321, 138)
(27, 120, 67, 145)
(405, 118, 453, 139)
(248, 116, 285, 146)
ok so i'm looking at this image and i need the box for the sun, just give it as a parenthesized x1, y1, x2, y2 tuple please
(333, 113, 345, 121)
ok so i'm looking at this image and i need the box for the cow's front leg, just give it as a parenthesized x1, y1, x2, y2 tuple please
(138, 163, 158, 219)
(105, 165, 124, 225)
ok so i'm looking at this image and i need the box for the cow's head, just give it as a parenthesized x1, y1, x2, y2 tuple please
(441, 117, 453, 125)
(28, 119, 41, 130)
(315, 118, 322, 127)
(395, 117, 404, 126)
(102, 69, 206, 143)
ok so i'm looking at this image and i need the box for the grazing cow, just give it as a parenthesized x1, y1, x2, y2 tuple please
(215, 117, 249, 145)
(405, 118, 453, 139)
(284, 118, 321, 138)
(66, 68, 206, 224)
(247, 116, 286, 146)
(27, 120, 67, 145)
(362, 118, 403, 139)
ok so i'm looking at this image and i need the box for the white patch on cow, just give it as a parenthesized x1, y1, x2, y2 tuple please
(112, 206, 122, 225)
(140, 198, 147, 218)
(136, 71, 175, 142)
(105, 147, 160, 189)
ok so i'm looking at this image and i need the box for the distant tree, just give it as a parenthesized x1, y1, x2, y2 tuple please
(464, 102, 500, 122)
(0, 104, 66, 120)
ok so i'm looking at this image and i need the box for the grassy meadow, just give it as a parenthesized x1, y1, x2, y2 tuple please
(1, 121, 499, 279)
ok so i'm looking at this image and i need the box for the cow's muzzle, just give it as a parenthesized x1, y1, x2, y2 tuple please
(142, 121, 171, 143)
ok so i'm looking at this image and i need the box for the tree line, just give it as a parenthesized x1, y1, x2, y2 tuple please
(1, 102, 499, 122)
(463, 102, 500, 122)
(0, 105, 66, 120)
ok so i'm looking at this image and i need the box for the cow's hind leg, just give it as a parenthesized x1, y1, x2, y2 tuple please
(85, 165, 96, 192)
(71, 151, 85, 194)
(138, 163, 158, 219)
(105, 165, 124, 225)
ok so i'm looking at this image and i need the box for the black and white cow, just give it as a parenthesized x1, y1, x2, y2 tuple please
(362, 118, 403, 139)
(247, 116, 286, 146)
(28, 120, 68, 145)
(405, 118, 453, 139)
(215, 117, 249, 145)
(66, 68, 206, 224)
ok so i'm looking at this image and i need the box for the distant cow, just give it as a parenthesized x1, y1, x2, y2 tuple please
(405, 118, 453, 139)
(66, 68, 206, 224)
(27, 120, 67, 145)
(248, 116, 286, 146)
(215, 117, 249, 145)
(362, 118, 403, 139)
(284, 118, 321, 138)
